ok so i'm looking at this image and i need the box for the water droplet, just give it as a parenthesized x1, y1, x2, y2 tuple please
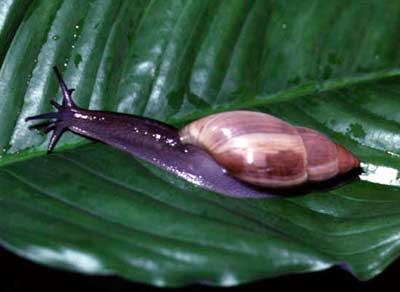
(73, 33, 78, 38)
(75, 25, 80, 29)
(52, 35, 60, 41)
(26, 74, 32, 85)
(329, 119, 337, 126)
(33, 58, 38, 63)
(346, 123, 366, 139)
(282, 23, 287, 29)
(63, 56, 69, 67)
(74, 54, 82, 68)
(71, 45, 75, 49)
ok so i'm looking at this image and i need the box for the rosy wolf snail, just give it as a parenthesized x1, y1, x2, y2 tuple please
(26, 67, 360, 198)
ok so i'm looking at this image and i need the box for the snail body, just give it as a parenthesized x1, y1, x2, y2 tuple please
(180, 111, 359, 188)
(25, 67, 360, 198)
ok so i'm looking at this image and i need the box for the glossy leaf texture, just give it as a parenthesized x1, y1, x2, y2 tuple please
(1, 0, 400, 287)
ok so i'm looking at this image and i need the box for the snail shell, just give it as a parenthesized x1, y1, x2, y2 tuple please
(179, 111, 360, 188)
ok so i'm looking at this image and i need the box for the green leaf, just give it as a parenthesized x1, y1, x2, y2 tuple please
(1, 0, 400, 287)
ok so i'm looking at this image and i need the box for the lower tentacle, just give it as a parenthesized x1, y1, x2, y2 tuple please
(50, 100, 62, 110)
(43, 122, 57, 133)
(47, 127, 66, 154)
(25, 112, 61, 121)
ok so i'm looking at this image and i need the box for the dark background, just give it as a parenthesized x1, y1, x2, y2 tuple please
(1, 246, 397, 291)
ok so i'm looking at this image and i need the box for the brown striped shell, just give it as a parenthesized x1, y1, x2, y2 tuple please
(179, 111, 360, 188)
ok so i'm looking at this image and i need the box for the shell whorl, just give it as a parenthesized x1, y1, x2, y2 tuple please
(179, 111, 360, 188)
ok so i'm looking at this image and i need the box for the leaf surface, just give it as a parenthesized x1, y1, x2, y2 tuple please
(1, 0, 400, 286)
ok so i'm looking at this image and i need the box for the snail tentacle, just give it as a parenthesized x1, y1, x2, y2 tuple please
(25, 67, 78, 153)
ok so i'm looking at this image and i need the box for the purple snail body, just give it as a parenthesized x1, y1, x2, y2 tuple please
(26, 67, 360, 198)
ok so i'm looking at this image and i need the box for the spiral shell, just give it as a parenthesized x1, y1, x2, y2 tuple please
(179, 111, 360, 188)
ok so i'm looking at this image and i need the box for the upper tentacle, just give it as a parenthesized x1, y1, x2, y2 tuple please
(53, 66, 76, 108)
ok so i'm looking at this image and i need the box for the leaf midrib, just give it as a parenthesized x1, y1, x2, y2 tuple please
(168, 66, 400, 123)
(2, 65, 400, 168)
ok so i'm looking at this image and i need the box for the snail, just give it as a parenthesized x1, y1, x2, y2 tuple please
(26, 67, 360, 198)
